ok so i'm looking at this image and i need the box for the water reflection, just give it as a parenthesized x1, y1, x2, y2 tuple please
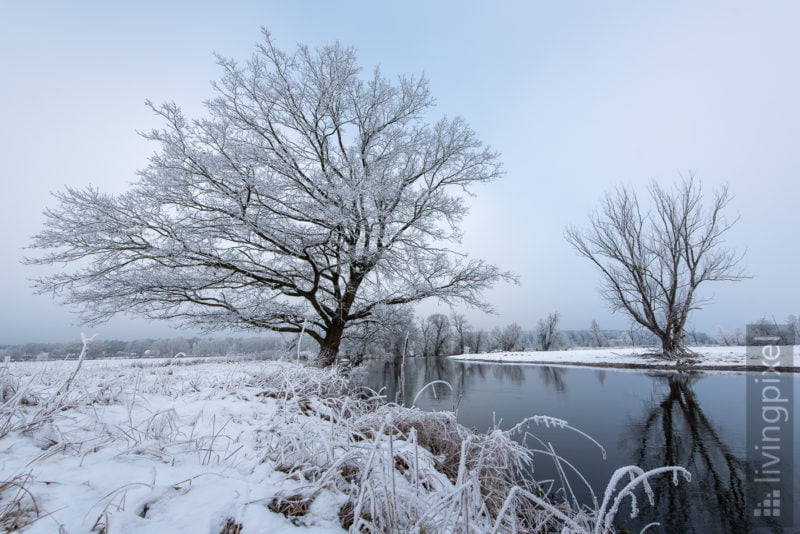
(358, 358, 796, 533)
(374, 357, 463, 405)
(596, 369, 607, 385)
(537, 366, 568, 393)
(624, 374, 750, 533)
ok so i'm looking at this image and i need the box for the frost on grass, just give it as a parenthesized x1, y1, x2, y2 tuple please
(0, 352, 688, 533)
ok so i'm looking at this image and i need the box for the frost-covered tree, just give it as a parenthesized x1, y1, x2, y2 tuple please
(590, 319, 606, 348)
(25, 31, 509, 366)
(785, 314, 799, 340)
(492, 322, 521, 351)
(421, 314, 451, 357)
(450, 312, 471, 355)
(341, 304, 417, 360)
(566, 176, 747, 357)
(536, 312, 563, 351)
(466, 328, 486, 353)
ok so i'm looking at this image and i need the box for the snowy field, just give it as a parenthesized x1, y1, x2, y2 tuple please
(0, 357, 343, 533)
(449, 345, 800, 371)
(0, 353, 689, 533)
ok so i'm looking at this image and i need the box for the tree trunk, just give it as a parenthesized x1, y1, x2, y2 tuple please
(315, 322, 345, 367)
(660, 334, 682, 358)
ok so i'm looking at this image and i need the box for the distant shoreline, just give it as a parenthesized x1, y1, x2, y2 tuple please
(448, 345, 800, 373)
(449, 358, 800, 373)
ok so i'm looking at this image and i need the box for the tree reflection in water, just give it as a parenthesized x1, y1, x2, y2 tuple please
(625, 373, 766, 534)
(366, 360, 789, 533)
(537, 366, 568, 394)
(595, 369, 607, 385)
(378, 357, 480, 407)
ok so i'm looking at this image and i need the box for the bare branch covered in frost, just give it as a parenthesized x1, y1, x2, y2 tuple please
(26, 30, 514, 366)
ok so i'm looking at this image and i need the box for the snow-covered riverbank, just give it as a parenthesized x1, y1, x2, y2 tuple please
(449, 345, 800, 371)
(0, 356, 689, 533)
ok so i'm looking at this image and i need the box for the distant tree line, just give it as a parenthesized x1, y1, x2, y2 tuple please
(4, 311, 776, 363)
(336, 307, 724, 361)
(0, 336, 285, 362)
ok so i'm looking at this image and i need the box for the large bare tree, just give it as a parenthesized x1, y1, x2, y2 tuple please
(565, 176, 747, 357)
(25, 31, 509, 366)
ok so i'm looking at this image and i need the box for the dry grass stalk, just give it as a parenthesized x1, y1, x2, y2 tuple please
(0, 472, 40, 531)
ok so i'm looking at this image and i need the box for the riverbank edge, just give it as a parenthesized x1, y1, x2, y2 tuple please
(447, 356, 800, 373)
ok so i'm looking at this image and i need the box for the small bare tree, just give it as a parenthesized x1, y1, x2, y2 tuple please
(536, 312, 562, 351)
(590, 319, 606, 348)
(450, 312, 471, 355)
(566, 176, 747, 357)
(341, 304, 417, 361)
(467, 329, 486, 353)
(717, 326, 744, 346)
(422, 314, 451, 357)
(787, 314, 800, 339)
(492, 322, 521, 352)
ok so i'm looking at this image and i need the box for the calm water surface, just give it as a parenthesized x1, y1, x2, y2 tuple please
(358, 358, 800, 534)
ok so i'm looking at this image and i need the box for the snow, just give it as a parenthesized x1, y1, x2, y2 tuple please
(449, 345, 800, 371)
(0, 354, 695, 533)
(0, 358, 345, 533)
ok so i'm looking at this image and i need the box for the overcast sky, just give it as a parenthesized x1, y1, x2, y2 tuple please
(1, 1, 798, 344)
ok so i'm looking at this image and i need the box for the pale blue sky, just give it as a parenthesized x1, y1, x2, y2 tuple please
(1, 1, 798, 343)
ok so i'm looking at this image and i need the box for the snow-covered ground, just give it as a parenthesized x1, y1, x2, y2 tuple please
(449, 345, 800, 371)
(0, 354, 695, 533)
(0, 357, 347, 533)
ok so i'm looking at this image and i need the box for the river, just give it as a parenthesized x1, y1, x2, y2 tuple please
(358, 357, 800, 533)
